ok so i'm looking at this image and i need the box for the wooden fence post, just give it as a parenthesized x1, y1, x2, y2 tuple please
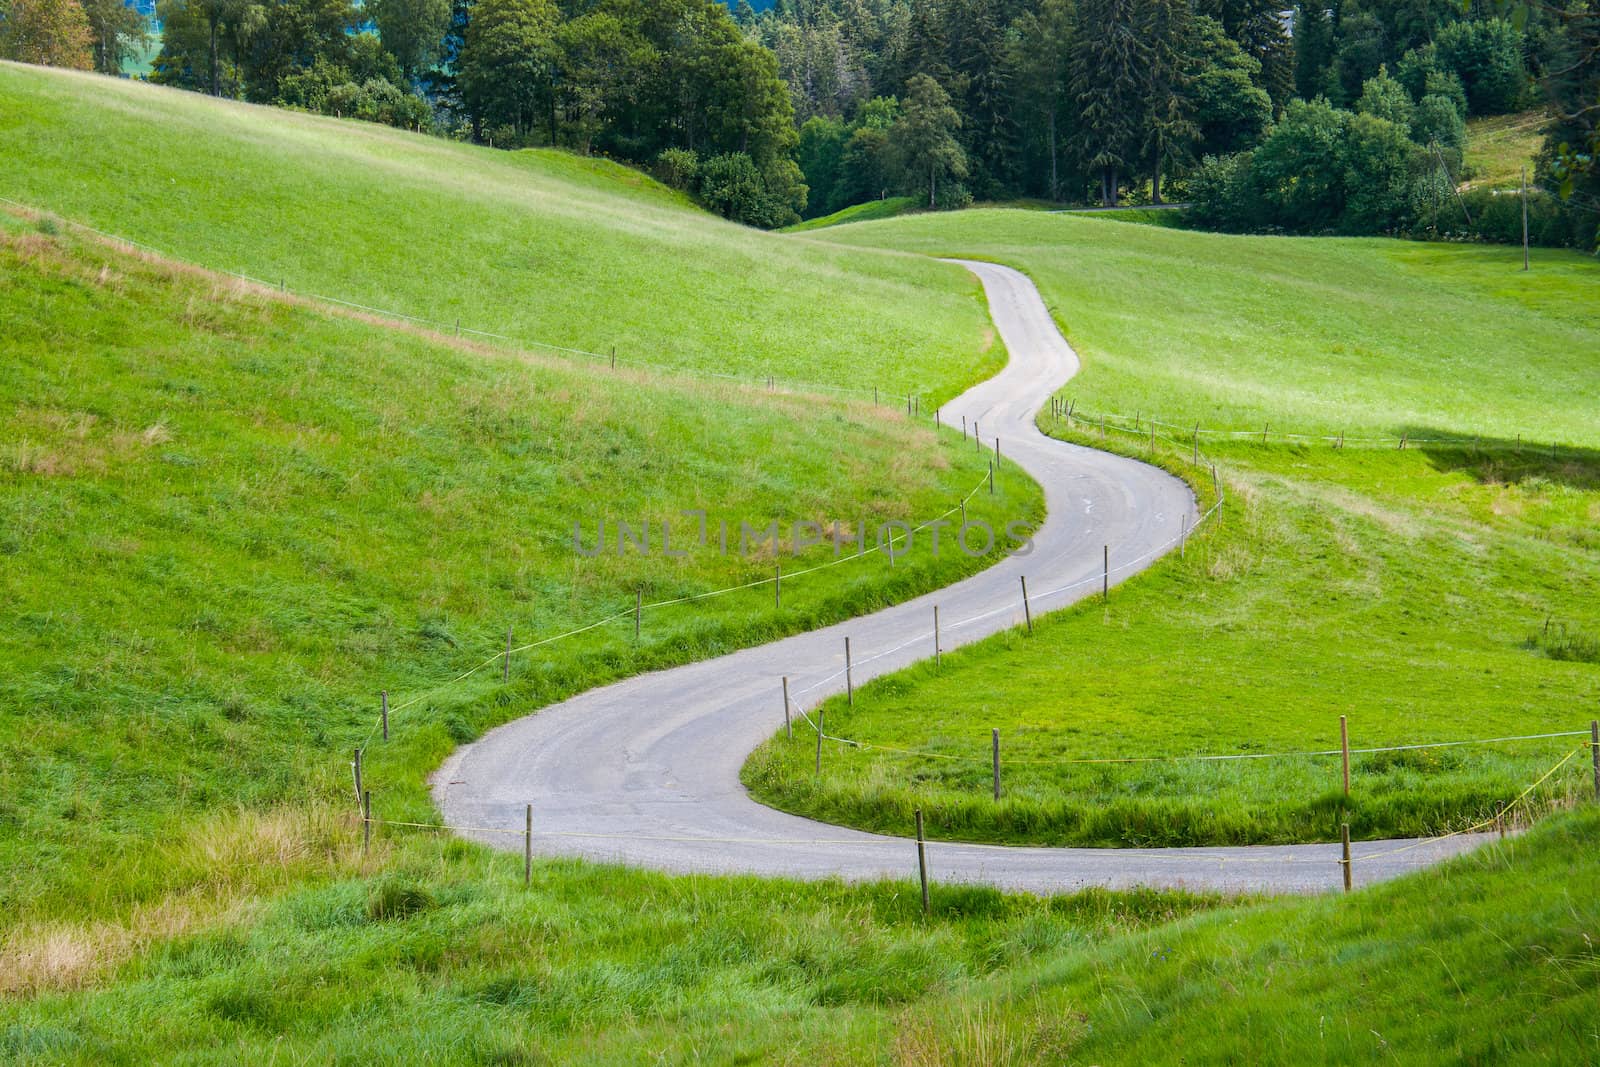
(503, 627, 513, 682)
(1103, 545, 1109, 601)
(988, 459, 994, 495)
(380, 692, 388, 741)
(1340, 715, 1351, 797)
(1180, 515, 1188, 558)
(1020, 576, 1032, 634)
(845, 637, 854, 705)
(524, 804, 532, 886)
(992, 728, 1001, 800)
(635, 588, 641, 641)
(353, 747, 363, 803)
(1341, 823, 1352, 892)
(915, 808, 930, 916)
(775, 563, 781, 609)
(782, 676, 792, 739)
(934, 606, 941, 668)
(1591, 720, 1599, 801)
(1192, 424, 1200, 465)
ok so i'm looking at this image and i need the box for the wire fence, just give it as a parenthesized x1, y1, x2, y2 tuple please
(1047, 397, 1584, 457)
(351, 738, 1600, 896)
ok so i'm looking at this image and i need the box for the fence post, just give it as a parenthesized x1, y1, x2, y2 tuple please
(1100, 414, 1106, 439)
(933, 605, 941, 668)
(610, 345, 616, 369)
(1591, 720, 1599, 801)
(524, 804, 532, 886)
(1192, 424, 1199, 465)
(504, 627, 513, 682)
(874, 386, 879, 406)
(1103, 545, 1109, 601)
(915, 808, 930, 916)
(353, 747, 363, 803)
(845, 637, 854, 705)
(362, 790, 372, 856)
(992, 728, 1001, 800)
(988, 459, 994, 495)
(815, 707, 825, 775)
(974, 419, 981, 450)
(1020, 576, 1032, 634)
(635, 588, 641, 641)
(1340, 823, 1352, 892)
(380, 692, 388, 741)
(775, 563, 781, 609)
(1211, 464, 1220, 506)
(1340, 715, 1350, 797)
(961, 414, 966, 437)
(994, 437, 1000, 468)
(1180, 515, 1188, 558)
(1262, 423, 1268, 445)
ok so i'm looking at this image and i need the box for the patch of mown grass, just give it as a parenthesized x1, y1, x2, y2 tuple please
(0, 224, 1040, 937)
(748, 213, 1600, 847)
(0, 63, 999, 403)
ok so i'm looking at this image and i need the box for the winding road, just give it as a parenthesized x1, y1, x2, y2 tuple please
(433, 260, 1488, 894)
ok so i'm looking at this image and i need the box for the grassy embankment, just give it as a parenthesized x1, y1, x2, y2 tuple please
(0, 62, 999, 403)
(1464, 109, 1546, 192)
(746, 210, 1600, 847)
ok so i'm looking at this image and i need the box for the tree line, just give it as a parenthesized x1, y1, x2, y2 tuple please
(2, 0, 1594, 242)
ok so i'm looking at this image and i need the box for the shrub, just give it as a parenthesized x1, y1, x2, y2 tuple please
(1413, 93, 1467, 150)
(1187, 151, 1261, 231)
(653, 148, 699, 192)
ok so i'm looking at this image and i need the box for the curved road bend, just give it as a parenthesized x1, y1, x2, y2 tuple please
(433, 260, 1487, 895)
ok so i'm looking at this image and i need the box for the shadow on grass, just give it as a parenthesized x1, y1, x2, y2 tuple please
(1409, 429, 1600, 490)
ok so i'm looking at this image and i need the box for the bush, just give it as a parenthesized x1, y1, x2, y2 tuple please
(1187, 151, 1261, 231)
(695, 152, 805, 229)
(1356, 67, 1414, 134)
(653, 148, 699, 192)
(1413, 94, 1466, 150)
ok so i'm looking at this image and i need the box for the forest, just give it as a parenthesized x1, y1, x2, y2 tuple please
(1, 0, 1595, 238)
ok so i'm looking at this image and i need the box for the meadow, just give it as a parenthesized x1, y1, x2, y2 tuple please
(0, 214, 1038, 950)
(747, 211, 1600, 847)
(0, 63, 999, 403)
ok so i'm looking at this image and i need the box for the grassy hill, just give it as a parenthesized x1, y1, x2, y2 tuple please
(0, 213, 1037, 946)
(747, 211, 1600, 848)
(0, 63, 1000, 403)
(1465, 110, 1546, 192)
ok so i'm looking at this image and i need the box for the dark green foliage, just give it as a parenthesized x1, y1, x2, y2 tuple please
(81, 0, 149, 74)
(1434, 18, 1526, 116)
(1192, 97, 1428, 234)
(1189, 16, 1271, 158)
(892, 74, 967, 210)
(1069, 0, 1149, 204)
(1412, 93, 1465, 151)
(1355, 65, 1414, 133)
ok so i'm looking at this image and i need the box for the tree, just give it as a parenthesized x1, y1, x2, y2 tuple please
(1069, 0, 1149, 204)
(892, 72, 965, 208)
(82, 0, 149, 73)
(1411, 92, 1464, 150)
(458, 0, 558, 141)
(1005, 0, 1073, 200)
(151, 0, 246, 96)
(1188, 16, 1271, 158)
(1293, 0, 1334, 102)
(1356, 65, 1413, 134)
(1433, 18, 1525, 115)
(1141, 0, 1198, 203)
(367, 0, 451, 80)
(0, 0, 93, 68)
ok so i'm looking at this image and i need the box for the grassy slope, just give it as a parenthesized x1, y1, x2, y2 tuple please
(784, 197, 922, 233)
(0, 217, 1041, 944)
(745, 211, 1600, 847)
(0, 63, 999, 403)
(1465, 110, 1546, 192)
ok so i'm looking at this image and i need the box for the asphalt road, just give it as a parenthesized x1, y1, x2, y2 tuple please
(433, 260, 1487, 895)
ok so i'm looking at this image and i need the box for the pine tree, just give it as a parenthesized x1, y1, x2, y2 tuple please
(1141, 0, 1197, 203)
(1069, 0, 1149, 204)
(1293, 0, 1334, 103)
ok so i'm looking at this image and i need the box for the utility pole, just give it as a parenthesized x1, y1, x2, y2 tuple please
(1521, 167, 1530, 272)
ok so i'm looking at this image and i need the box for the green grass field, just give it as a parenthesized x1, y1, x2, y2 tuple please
(0, 214, 1039, 952)
(746, 211, 1600, 847)
(0, 64, 1000, 403)
(4, 75, 1598, 1063)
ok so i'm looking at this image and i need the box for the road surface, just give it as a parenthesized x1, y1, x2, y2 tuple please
(433, 260, 1486, 894)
